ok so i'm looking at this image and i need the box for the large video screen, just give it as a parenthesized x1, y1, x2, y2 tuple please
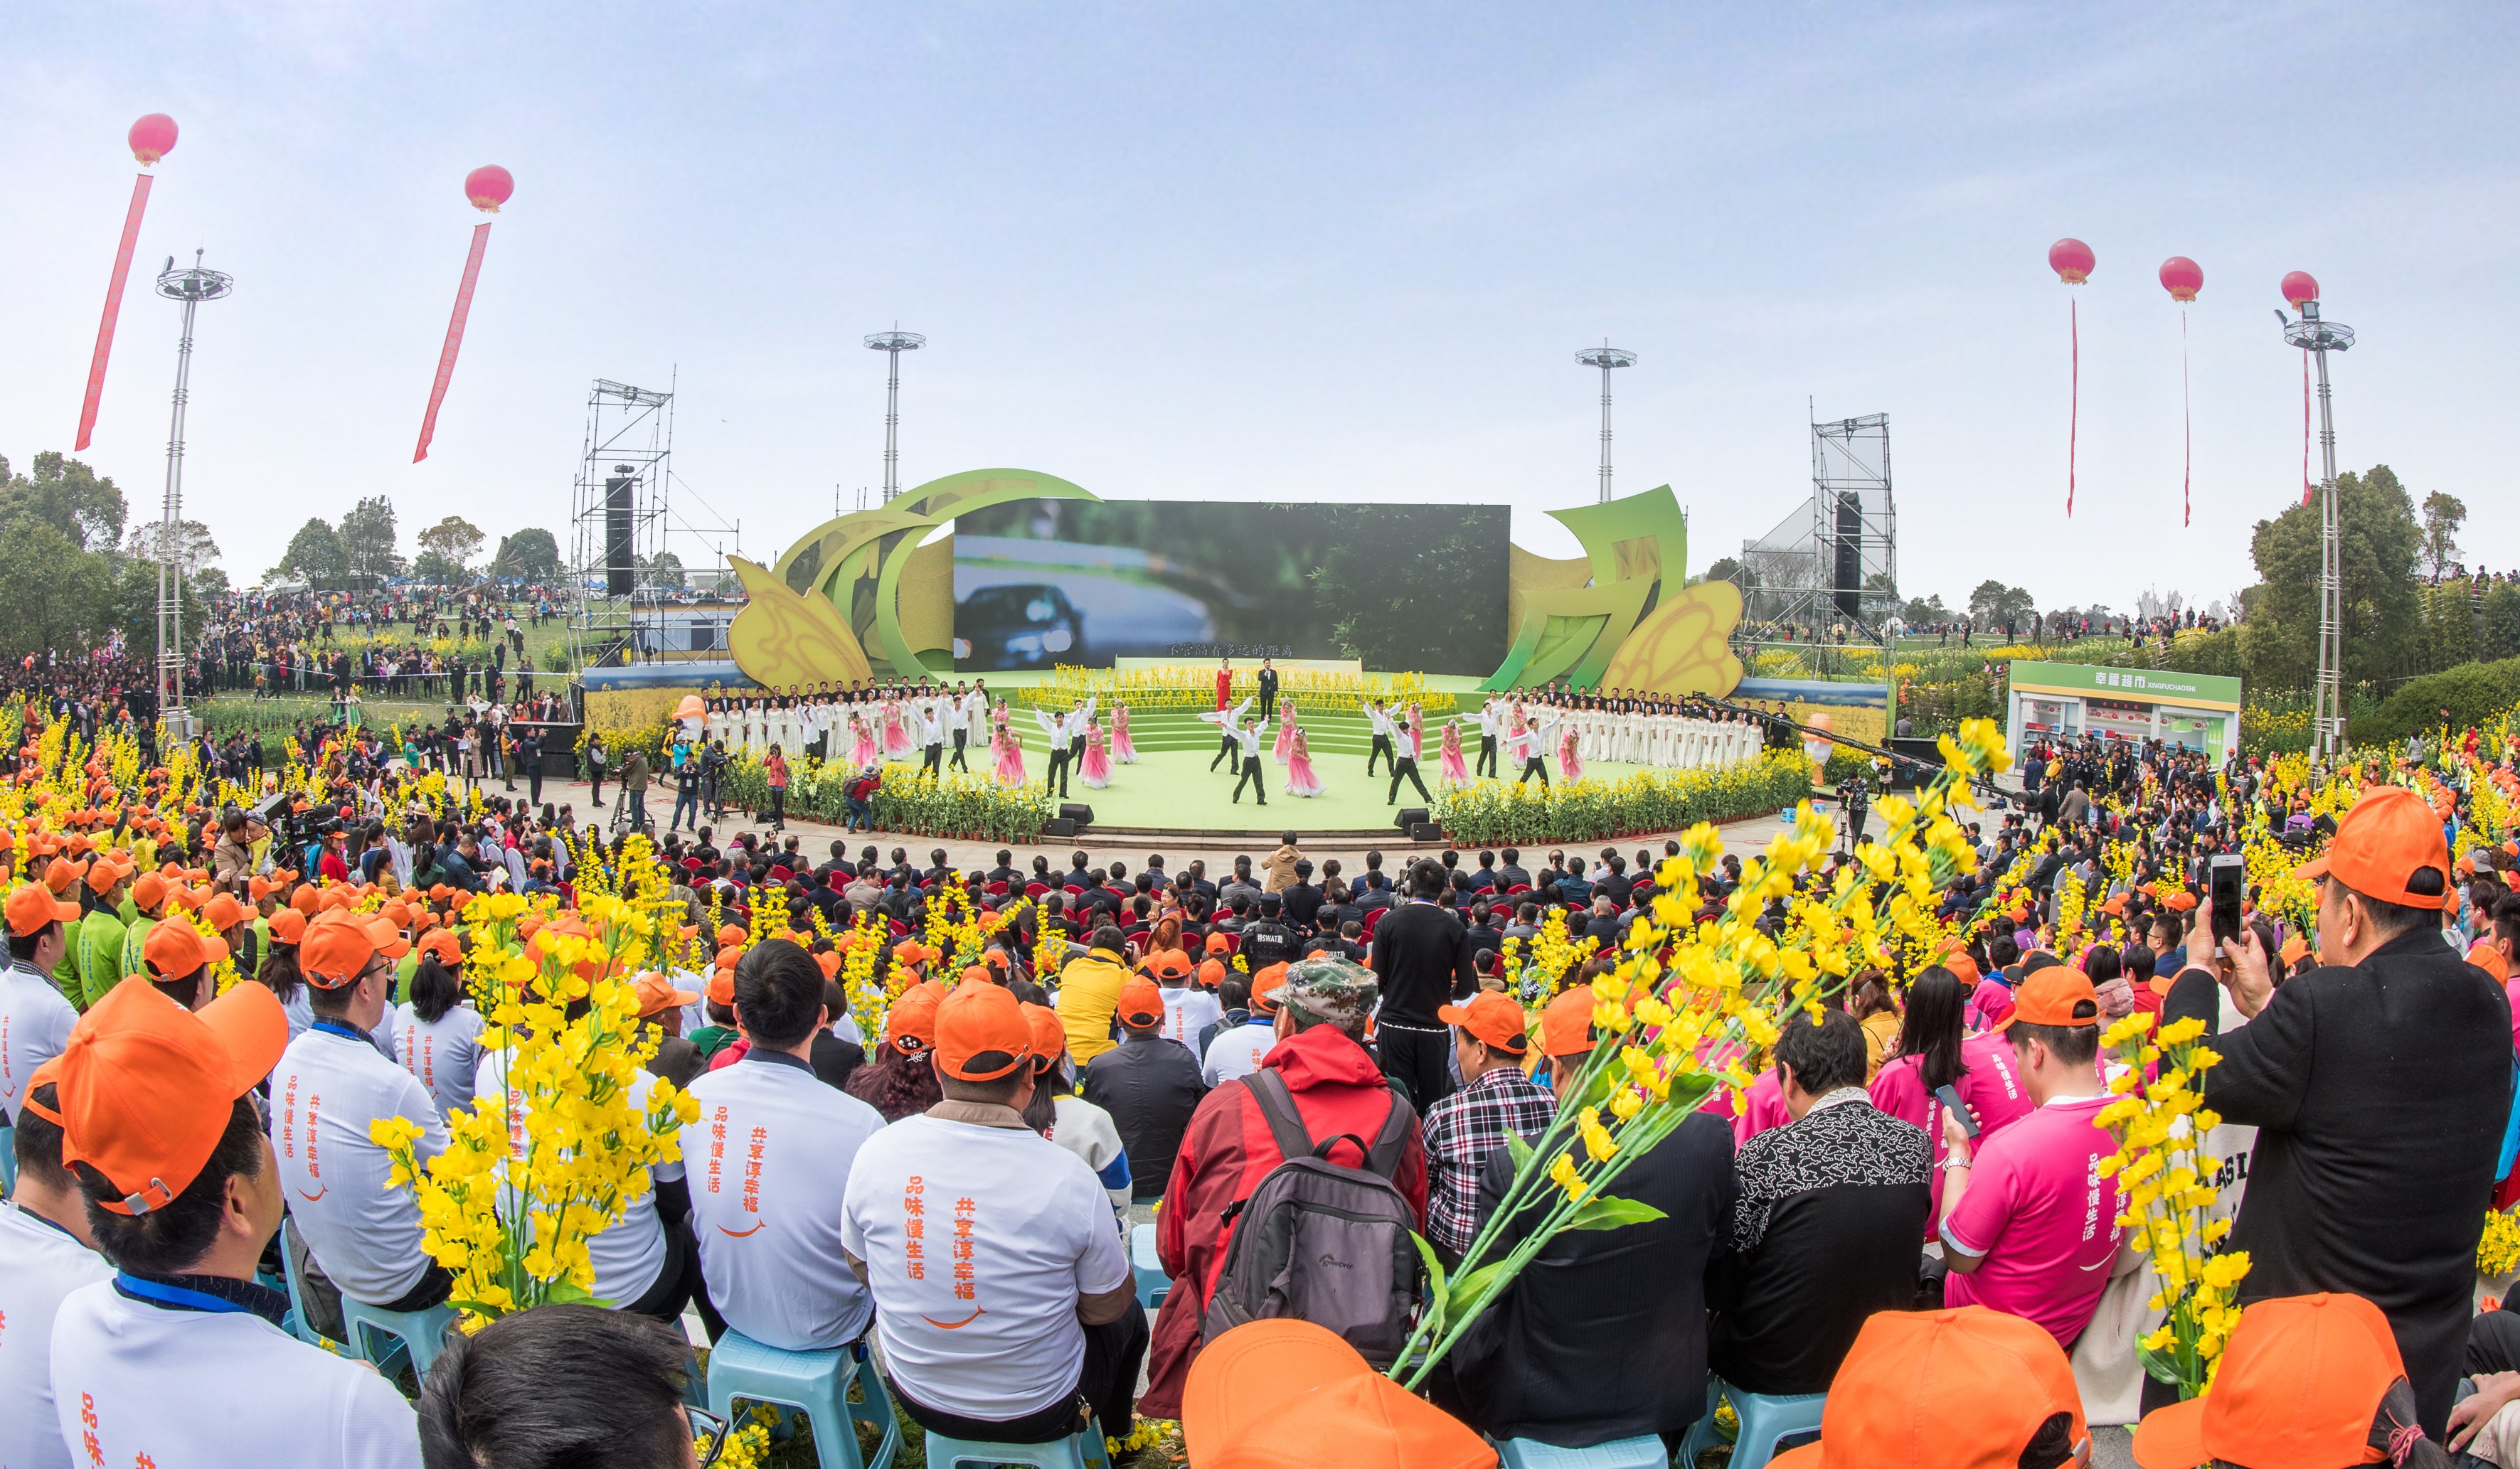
(950, 499, 1510, 675)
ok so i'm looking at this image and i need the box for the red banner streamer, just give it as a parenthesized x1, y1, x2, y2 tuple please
(75, 173, 154, 452)
(413, 220, 491, 464)
(2302, 348, 2313, 506)
(2066, 297, 2079, 517)
(2181, 307, 2191, 528)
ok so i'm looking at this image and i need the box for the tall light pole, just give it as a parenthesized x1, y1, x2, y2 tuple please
(863, 328, 925, 502)
(2280, 274, 2352, 761)
(155, 250, 230, 733)
(1576, 342, 1635, 503)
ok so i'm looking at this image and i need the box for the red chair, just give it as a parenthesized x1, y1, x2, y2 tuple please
(1214, 932, 1241, 955)
(1361, 907, 1386, 940)
(1024, 882, 1051, 898)
(1504, 883, 1533, 896)
(1063, 884, 1087, 897)
(986, 881, 1011, 897)
(888, 919, 909, 938)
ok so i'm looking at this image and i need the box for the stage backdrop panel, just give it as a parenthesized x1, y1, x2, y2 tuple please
(948, 499, 1509, 676)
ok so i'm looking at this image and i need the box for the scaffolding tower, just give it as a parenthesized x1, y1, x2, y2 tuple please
(565, 376, 741, 683)
(1732, 412, 1899, 679)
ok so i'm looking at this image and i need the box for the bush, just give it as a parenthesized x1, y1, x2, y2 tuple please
(718, 754, 1053, 842)
(2352, 656, 2520, 749)
(1428, 749, 1814, 845)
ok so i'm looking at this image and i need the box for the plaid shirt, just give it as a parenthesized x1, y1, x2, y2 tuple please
(1421, 1063, 1558, 1254)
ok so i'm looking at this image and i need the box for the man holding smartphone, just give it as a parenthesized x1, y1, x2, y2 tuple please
(2197, 784, 2509, 1440)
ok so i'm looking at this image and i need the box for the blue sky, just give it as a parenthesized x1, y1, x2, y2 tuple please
(3, 2, 2510, 614)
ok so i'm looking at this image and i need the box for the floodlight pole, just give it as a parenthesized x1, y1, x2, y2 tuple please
(2282, 299, 2354, 761)
(864, 329, 925, 503)
(154, 250, 231, 734)
(1577, 343, 1636, 503)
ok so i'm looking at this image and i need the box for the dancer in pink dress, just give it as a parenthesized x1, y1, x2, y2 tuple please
(1439, 719, 1470, 786)
(1080, 719, 1112, 789)
(849, 714, 878, 768)
(991, 716, 1027, 786)
(1272, 697, 1298, 764)
(1111, 703, 1138, 764)
(1558, 721, 1585, 783)
(1284, 725, 1325, 797)
(883, 700, 912, 757)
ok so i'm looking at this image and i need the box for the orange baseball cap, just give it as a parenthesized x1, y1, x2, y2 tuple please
(301, 910, 409, 989)
(2470, 941, 2510, 984)
(886, 980, 944, 1054)
(2132, 1293, 2406, 1469)
(935, 980, 1032, 1081)
(265, 908, 308, 946)
(1767, 1305, 2086, 1469)
(1205, 932, 1233, 955)
(1021, 1002, 1067, 1071)
(248, 875, 275, 902)
(43, 857, 81, 894)
(1140, 950, 1193, 984)
(6, 883, 79, 937)
(131, 872, 167, 910)
(200, 893, 246, 931)
(1116, 977, 1166, 1029)
(84, 857, 133, 895)
(1183, 1318, 1492, 1469)
(415, 929, 462, 967)
(2295, 784, 2452, 909)
(288, 884, 322, 917)
(1436, 990, 1528, 1054)
(1249, 961, 1290, 1015)
(634, 971, 700, 1018)
(706, 969, 736, 1007)
(54, 979, 288, 1216)
(142, 921, 228, 981)
(2165, 890, 2199, 912)
(1196, 956, 1230, 991)
(1997, 965, 2100, 1031)
(894, 940, 937, 968)
(1540, 985, 1597, 1058)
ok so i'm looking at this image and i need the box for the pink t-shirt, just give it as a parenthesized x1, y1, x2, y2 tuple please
(1966, 978, 2016, 1031)
(1941, 1093, 2123, 1347)
(1956, 1032, 2038, 1140)
(1870, 1054, 1949, 1235)
(1729, 1069, 1791, 1147)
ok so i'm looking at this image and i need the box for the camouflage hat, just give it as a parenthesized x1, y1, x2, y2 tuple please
(1280, 955, 1379, 1029)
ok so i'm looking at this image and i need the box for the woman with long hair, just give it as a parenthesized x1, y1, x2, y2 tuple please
(846, 986, 945, 1122)
(395, 932, 485, 1119)
(1846, 969, 1900, 1079)
(1110, 703, 1137, 764)
(1868, 964, 1971, 1229)
(257, 909, 314, 1041)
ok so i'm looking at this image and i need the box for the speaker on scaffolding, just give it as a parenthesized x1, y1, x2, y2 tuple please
(605, 476, 637, 596)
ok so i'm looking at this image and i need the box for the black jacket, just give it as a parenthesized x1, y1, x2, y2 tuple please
(1080, 1030, 1207, 1202)
(2203, 931, 2512, 1436)
(1436, 1112, 1738, 1447)
(1367, 901, 1476, 1027)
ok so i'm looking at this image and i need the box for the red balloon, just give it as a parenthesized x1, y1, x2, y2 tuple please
(464, 165, 515, 213)
(128, 114, 178, 166)
(2159, 257, 2203, 302)
(2048, 237, 2094, 284)
(2281, 270, 2319, 308)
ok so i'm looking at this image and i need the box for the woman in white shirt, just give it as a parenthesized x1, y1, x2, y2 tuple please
(395, 933, 485, 1119)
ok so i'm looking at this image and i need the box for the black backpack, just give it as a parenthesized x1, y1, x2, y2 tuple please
(1201, 1069, 1422, 1367)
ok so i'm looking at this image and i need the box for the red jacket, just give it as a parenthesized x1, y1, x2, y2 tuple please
(1138, 1023, 1427, 1418)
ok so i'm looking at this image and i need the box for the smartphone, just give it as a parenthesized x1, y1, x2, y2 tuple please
(2208, 853, 2245, 946)
(1933, 1083, 1980, 1139)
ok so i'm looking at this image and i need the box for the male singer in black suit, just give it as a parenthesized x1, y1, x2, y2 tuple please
(1366, 860, 1477, 1110)
(1255, 658, 1280, 721)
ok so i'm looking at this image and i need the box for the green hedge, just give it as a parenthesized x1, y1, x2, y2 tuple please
(719, 755, 1054, 842)
(1427, 750, 1814, 846)
(2350, 656, 2520, 749)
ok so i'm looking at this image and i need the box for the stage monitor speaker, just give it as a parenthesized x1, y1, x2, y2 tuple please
(1059, 802, 1095, 826)
(1408, 822, 1443, 843)
(1832, 489, 1863, 619)
(1393, 806, 1430, 833)
(1042, 817, 1077, 839)
(605, 476, 637, 596)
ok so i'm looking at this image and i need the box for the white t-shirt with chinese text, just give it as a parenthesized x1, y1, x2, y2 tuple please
(270, 1022, 449, 1305)
(0, 1202, 114, 1469)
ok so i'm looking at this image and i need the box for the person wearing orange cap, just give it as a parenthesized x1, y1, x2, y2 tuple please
(1753, 1303, 2091, 1469)
(265, 909, 456, 1317)
(632, 968, 706, 1091)
(113, 870, 176, 990)
(2135, 1291, 2467, 1468)
(137, 918, 226, 1013)
(1184, 1318, 1494, 1469)
(846, 980, 945, 1123)
(1080, 976, 1206, 1207)
(840, 980, 1147, 1448)
(46, 981, 425, 1467)
(1420, 990, 1553, 1263)
(1935, 964, 2123, 1349)
(393, 929, 485, 1120)
(71, 856, 134, 1010)
(1200, 973, 1278, 1089)
(0, 1056, 117, 1469)
(1142, 946, 1221, 1052)
(681, 940, 886, 1352)
(38, 854, 86, 1003)
(2196, 782, 2513, 1437)
(1025, 1000, 1132, 1220)
(0, 882, 81, 1121)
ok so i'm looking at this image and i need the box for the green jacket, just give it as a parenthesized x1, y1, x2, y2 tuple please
(120, 915, 161, 984)
(53, 914, 85, 1006)
(76, 912, 131, 1009)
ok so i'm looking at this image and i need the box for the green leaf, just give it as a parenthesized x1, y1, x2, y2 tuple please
(1446, 1261, 1509, 1323)
(2134, 1341, 2186, 1387)
(1406, 1232, 1448, 1338)
(448, 1298, 509, 1321)
(1503, 1129, 1536, 1172)
(1563, 1194, 1669, 1232)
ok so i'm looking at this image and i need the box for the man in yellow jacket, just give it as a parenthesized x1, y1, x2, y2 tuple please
(1056, 926, 1134, 1065)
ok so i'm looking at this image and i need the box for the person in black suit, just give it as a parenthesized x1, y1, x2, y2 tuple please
(1387, 715, 1432, 806)
(1255, 658, 1280, 721)
(1496, 848, 1532, 891)
(1366, 860, 1478, 1111)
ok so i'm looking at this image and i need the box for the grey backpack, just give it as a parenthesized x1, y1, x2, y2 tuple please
(1201, 1069, 1422, 1367)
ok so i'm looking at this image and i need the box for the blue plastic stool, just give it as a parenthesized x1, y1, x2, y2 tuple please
(341, 1295, 460, 1379)
(1494, 1433, 1669, 1469)
(1674, 1378, 1826, 1469)
(0, 1126, 16, 1195)
(1129, 1223, 1169, 1309)
(921, 1430, 1110, 1469)
(276, 1218, 343, 1352)
(705, 1332, 900, 1469)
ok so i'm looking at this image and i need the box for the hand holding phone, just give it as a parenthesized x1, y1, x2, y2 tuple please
(1934, 1082, 1982, 1140)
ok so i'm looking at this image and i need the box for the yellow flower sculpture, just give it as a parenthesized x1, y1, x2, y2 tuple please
(1600, 579, 1745, 696)
(724, 555, 871, 687)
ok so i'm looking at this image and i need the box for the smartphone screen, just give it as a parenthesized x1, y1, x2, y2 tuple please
(2208, 853, 2245, 946)
(1933, 1082, 1980, 1138)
